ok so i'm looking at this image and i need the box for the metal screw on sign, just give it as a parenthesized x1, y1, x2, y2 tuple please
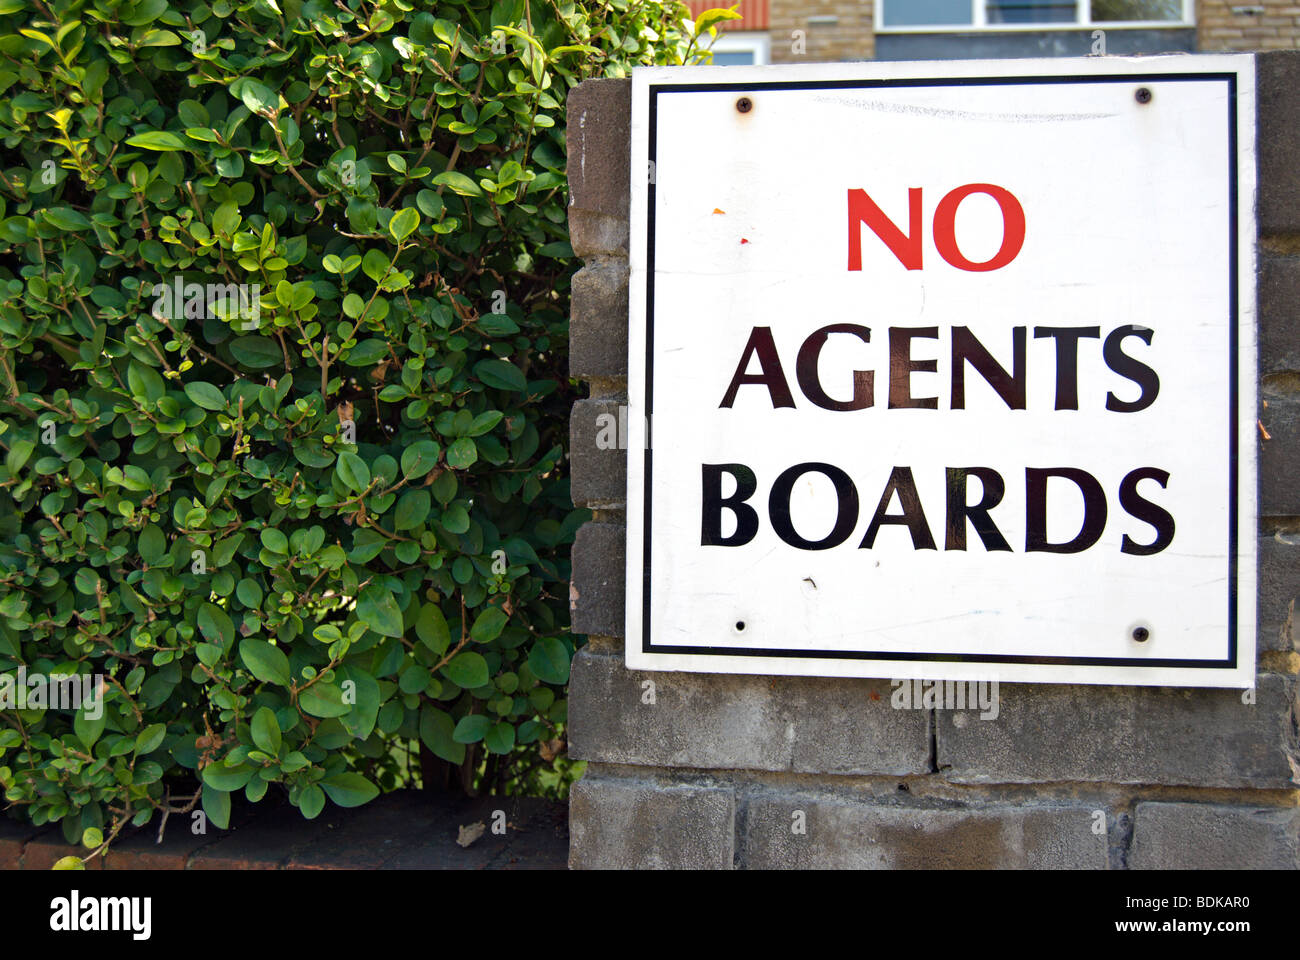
(1135, 87, 1152, 104)
(1132, 626, 1150, 642)
(736, 97, 753, 113)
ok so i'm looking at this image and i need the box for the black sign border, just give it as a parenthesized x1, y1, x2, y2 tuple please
(641, 71, 1241, 670)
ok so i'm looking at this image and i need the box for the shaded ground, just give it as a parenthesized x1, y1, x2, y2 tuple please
(0, 791, 568, 870)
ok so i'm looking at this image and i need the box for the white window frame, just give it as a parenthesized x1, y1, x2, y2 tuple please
(706, 31, 772, 65)
(875, 0, 1194, 33)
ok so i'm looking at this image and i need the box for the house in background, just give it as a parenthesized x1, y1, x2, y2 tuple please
(686, 0, 1300, 63)
(688, 0, 774, 63)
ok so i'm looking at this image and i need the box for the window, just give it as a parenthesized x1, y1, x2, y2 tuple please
(878, 0, 1190, 30)
(882, 0, 975, 27)
(988, 0, 1077, 24)
(706, 32, 771, 65)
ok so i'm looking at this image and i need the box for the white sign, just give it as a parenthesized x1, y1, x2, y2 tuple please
(625, 56, 1257, 688)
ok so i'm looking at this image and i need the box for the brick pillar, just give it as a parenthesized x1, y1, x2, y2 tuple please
(564, 79, 632, 668)
(769, 0, 875, 63)
(564, 55, 1300, 870)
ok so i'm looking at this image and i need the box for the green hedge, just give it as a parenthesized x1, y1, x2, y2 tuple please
(0, 0, 726, 863)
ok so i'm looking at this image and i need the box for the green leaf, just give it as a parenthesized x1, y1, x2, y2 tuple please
(470, 607, 508, 644)
(229, 336, 282, 369)
(394, 489, 430, 530)
(442, 651, 488, 689)
(694, 6, 744, 34)
(431, 171, 482, 196)
(467, 410, 503, 436)
(239, 638, 291, 686)
(116, 466, 151, 491)
(445, 437, 477, 470)
(81, 827, 104, 849)
(212, 201, 241, 236)
(201, 762, 255, 792)
(453, 714, 491, 743)
(400, 440, 441, 479)
(139, 524, 166, 565)
(388, 206, 420, 241)
(301, 526, 326, 555)
(478, 314, 519, 337)
(300, 682, 351, 718)
(126, 130, 189, 151)
(236, 578, 262, 609)
(74, 568, 100, 595)
(127, 360, 166, 403)
(416, 189, 443, 218)
(344, 338, 388, 365)
(260, 527, 288, 554)
(399, 664, 429, 694)
(484, 721, 515, 755)
(538, 240, 573, 258)
(414, 603, 450, 655)
(184, 381, 227, 410)
(74, 704, 105, 750)
(528, 636, 571, 684)
(440, 503, 470, 534)
(202, 783, 231, 830)
(299, 783, 325, 819)
(198, 603, 235, 649)
(474, 358, 526, 392)
(134, 722, 166, 756)
(235, 78, 279, 116)
(140, 27, 181, 46)
(337, 665, 380, 740)
(419, 706, 464, 764)
(52, 856, 85, 871)
(43, 206, 91, 231)
(504, 536, 540, 566)
(362, 248, 389, 282)
(336, 451, 370, 492)
(6, 439, 34, 474)
(123, 0, 167, 26)
(320, 772, 379, 807)
(251, 706, 281, 755)
(211, 535, 243, 567)
(357, 583, 403, 638)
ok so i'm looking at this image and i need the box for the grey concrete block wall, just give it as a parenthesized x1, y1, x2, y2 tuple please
(566, 78, 631, 258)
(1260, 253, 1300, 377)
(1260, 394, 1300, 516)
(569, 523, 625, 639)
(569, 399, 627, 510)
(934, 674, 1298, 789)
(565, 53, 1300, 870)
(569, 778, 735, 869)
(1256, 51, 1300, 237)
(739, 794, 1110, 869)
(569, 651, 931, 775)
(1259, 532, 1300, 649)
(569, 260, 630, 381)
(1130, 802, 1300, 869)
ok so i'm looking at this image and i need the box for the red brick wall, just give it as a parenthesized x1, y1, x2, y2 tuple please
(686, 0, 770, 31)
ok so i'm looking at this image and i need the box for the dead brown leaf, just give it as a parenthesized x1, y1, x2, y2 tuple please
(457, 822, 486, 848)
